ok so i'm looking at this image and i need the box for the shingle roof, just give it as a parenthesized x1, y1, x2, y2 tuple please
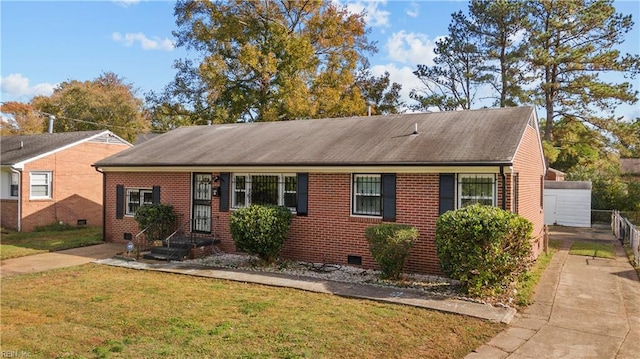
(95, 106, 536, 168)
(1, 130, 107, 165)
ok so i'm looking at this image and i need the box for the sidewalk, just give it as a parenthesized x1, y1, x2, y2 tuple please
(466, 226, 640, 359)
(0, 242, 126, 277)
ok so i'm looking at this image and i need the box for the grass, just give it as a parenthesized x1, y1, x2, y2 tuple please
(569, 241, 615, 259)
(0, 227, 103, 260)
(515, 239, 561, 307)
(0, 264, 505, 358)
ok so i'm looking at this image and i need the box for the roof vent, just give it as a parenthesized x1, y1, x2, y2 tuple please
(412, 123, 418, 135)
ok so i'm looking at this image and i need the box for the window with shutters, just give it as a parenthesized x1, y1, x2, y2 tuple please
(231, 173, 297, 212)
(125, 188, 153, 216)
(352, 174, 382, 216)
(30, 171, 52, 199)
(457, 174, 496, 207)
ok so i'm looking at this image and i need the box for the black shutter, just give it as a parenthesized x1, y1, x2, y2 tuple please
(382, 174, 396, 222)
(116, 185, 124, 219)
(296, 173, 308, 216)
(152, 186, 161, 204)
(219, 173, 230, 212)
(439, 174, 455, 215)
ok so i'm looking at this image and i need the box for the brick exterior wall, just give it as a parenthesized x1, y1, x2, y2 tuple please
(18, 141, 130, 232)
(0, 199, 19, 229)
(513, 123, 546, 258)
(105, 170, 528, 275)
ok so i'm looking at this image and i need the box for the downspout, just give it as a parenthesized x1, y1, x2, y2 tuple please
(500, 166, 506, 210)
(10, 167, 22, 232)
(94, 166, 106, 242)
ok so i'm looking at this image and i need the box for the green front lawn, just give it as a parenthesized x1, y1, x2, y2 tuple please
(0, 264, 505, 358)
(0, 227, 103, 260)
(569, 241, 615, 259)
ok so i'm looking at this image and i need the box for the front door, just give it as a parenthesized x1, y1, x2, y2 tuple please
(192, 173, 212, 233)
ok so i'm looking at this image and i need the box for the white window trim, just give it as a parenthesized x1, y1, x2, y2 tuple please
(457, 174, 496, 208)
(231, 173, 297, 212)
(29, 171, 52, 200)
(351, 174, 382, 217)
(125, 188, 153, 216)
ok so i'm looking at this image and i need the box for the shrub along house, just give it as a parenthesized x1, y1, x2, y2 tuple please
(1, 130, 131, 232)
(94, 106, 546, 274)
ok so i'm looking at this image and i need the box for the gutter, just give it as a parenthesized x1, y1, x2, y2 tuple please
(10, 167, 21, 232)
(500, 165, 507, 210)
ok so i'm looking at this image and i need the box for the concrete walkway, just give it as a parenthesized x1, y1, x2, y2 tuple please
(466, 227, 640, 359)
(0, 242, 126, 277)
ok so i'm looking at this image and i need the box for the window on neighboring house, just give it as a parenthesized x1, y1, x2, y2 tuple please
(458, 174, 496, 207)
(30, 171, 52, 199)
(125, 188, 153, 216)
(352, 174, 381, 216)
(231, 174, 297, 212)
(10, 172, 19, 197)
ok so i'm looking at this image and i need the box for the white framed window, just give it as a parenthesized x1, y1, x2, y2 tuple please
(352, 174, 381, 216)
(231, 173, 297, 212)
(10, 172, 19, 197)
(125, 188, 153, 216)
(458, 174, 496, 208)
(30, 171, 52, 199)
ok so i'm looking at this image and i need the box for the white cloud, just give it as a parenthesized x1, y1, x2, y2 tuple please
(385, 31, 441, 66)
(0, 73, 56, 101)
(113, 0, 140, 7)
(111, 32, 174, 51)
(344, 0, 390, 28)
(370, 63, 423, 111)
(405, 2, 419, 18)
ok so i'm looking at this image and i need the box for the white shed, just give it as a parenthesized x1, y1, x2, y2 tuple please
(544, 181, 592, 227)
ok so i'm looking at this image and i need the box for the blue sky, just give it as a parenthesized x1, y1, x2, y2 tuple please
(1, 0, 639, 120)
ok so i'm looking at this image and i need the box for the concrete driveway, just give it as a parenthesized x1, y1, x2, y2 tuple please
(467, 226, 640, 359)
(0, 243, 126, 278)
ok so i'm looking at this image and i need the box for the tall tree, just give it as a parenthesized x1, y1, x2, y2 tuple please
(357, 70, 404, 115)
(526, 0, 640, 142)
(159, 0, 375, 123)
(410, 11, 489, 111)
(468, 0, 530, 107)
(30, 72, 149, 142)
(0, 102, 45, 135)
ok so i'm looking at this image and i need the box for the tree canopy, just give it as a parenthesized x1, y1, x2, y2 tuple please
(151, 0, 386, 124)
(0, 102, 45, 135)
(30, 72, 148, 142)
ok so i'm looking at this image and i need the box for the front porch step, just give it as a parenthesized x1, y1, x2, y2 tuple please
(143, 247, 190, 261)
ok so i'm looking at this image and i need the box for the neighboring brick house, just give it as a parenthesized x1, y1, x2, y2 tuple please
(1, 130, 131, 232)
(545, 168, 566, 181)
(94, 107, 546, 275)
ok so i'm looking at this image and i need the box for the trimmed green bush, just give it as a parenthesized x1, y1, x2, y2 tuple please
(134, 204, 179, 242)
(364, 223, 419, 279)
(435, 204, 533, 298)
(230, 205, 293, 263)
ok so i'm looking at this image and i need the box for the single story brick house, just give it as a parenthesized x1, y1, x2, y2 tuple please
(94, 106, 546, 274)
(1, 130, 131, 231)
